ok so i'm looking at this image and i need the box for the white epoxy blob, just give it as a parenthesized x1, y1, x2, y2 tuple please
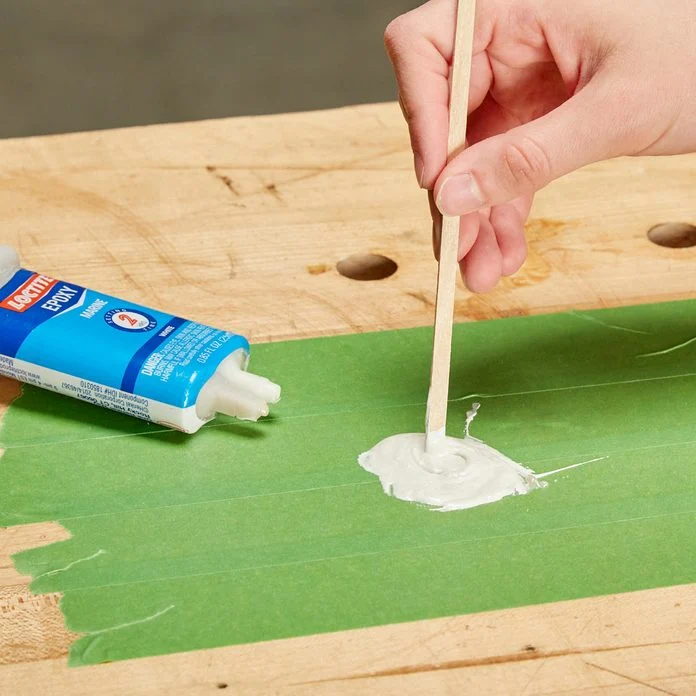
(358, 404, 545, 512)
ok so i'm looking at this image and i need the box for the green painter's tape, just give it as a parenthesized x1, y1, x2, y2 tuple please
(2, 301, 695, 666)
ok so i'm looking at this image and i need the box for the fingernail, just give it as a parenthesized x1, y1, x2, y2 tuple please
(414, 153, 425, 188)
(436, 173, 484, 216)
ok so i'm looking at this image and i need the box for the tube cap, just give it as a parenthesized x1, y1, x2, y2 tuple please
(196, 350, 281, 422)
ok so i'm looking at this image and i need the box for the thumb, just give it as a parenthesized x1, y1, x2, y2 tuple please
(434, 81, 628, 216)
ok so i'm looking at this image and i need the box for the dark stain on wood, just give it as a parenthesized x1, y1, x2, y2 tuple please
(298, 639, 686, 685)
(265, 182, 283, 202)
(405, 290, 434, 308)
(206, 165, 242, 197)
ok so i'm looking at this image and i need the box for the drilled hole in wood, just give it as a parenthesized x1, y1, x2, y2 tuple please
(647, 222, 696, 248)
(336, 253, 398, 281)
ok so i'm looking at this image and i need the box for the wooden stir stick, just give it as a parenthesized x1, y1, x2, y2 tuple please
(425, 0, 477, 450)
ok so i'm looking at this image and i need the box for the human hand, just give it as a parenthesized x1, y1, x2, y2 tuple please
(386, 0, 696, 291)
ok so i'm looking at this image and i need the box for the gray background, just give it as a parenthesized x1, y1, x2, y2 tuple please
(0, 0, 420, 138)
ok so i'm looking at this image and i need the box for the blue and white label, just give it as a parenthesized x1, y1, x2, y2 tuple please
(0, 268, 250, 431)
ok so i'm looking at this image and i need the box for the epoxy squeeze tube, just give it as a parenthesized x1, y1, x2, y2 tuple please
(0, 246, 280, 433)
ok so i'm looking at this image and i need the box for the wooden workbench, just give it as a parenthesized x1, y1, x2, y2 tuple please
(0, 102, 694, 694)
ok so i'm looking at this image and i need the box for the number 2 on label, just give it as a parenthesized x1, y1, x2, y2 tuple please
(118, 313, 138, 327)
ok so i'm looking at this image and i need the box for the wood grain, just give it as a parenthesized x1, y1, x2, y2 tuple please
(0, 585, 693, 695)
(0, 102, 695, 693)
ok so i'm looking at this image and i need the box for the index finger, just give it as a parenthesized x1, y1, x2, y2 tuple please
(385, 0, 493, 188)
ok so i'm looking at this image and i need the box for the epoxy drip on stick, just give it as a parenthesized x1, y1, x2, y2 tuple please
(0, 246, 280, 433)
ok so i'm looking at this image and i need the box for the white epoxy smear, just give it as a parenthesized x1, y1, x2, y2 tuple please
(359, 405, 545, 512)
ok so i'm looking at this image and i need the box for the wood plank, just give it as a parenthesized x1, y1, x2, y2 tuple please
(0, 584, 693, 695)
(1, 102, 695, 692)
(0, 104, 693, 342)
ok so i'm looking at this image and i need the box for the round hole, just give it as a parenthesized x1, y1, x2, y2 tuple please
(647, 222, 696, 248)
(336, 253, 398, 281)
